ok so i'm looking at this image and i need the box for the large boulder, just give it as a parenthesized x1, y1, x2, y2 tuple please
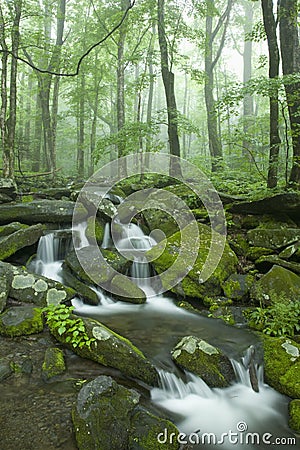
(0, 261, 76, 306)
(0, 199, 87, 225)
(229, 192, 300, 218)
(0, 178, 17, 201)
(0, 305, 43, 337)
(262, 336, 300, 398)
(72, 376, 179, 450)
(0, 223, 44, 260)
(49, 315, 158, 386)
(247, 228, 300, 250)
(109, 274, 146, 304)
(61, 265, 99, 305)
(147, 223, 238, 299)
(171, 336, 235, 388)
(251, 265, 300, 304)
(255, 255, 300, 275)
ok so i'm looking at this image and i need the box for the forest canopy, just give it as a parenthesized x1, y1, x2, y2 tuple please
(0, 0, 300, 193)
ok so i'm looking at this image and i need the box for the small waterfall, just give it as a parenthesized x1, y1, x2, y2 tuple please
(34, 231, 71, 282)
(151, 348, 288, 449)
(101, 223, 113, 249)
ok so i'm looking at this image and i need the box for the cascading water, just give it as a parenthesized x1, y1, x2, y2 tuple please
(101, 223, 113, 249)
(33, 221, 298, 448)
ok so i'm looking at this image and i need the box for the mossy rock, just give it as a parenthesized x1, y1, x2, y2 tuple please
(61, 265, 99, 305)
(147, 222, 238, 299)
(255, 255, 300, 275)
(0, 267, 11, 313)
(49, 315, 158, 386)
(262, 335, 300, 398)
(164, 183, 202, 209)
(279, 241, 300, 260)
(0, 306, 43, 337)
(143, 209, 179, 238)
(0, 223, 44, 261)
(72, 375, 140, 450)
(129, 408, 179, 450)
(0, 222, 28, 237)
(108, 274, 146, 304)
(228, 234, 249, 257)
(171, 336, 235, 388)
(222, 273, 254, 301)
(289, 399, 300, 433)
(246, 246, 274, 261)
(42, 347, 66, 381)
(247, 228, 300, 250)
(250, 265, 300, 305)
(85, 216, 105, 245)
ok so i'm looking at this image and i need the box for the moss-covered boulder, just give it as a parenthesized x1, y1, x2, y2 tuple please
(171, 336, 235, 388)
(279, 241, 300, 260)
(255, 255, 300, 275)
(247, 228, 300, 250)
(42, 347, 66, 381)
(0, 223, 44, 260)
(262, 336, 300, 398)
(0, 261, 76, 306)
(250, 265, 300, 304)
(0, 222, 27, 237)
(0, 267, 11, 313)
(109, 274, 146, 304)
(0, 199, 87, 225)
(85, 216, 105, 244)
(0, 177, 17, 200)
(0, 306, 43, 337)
(61, 265, 99, 305)
(64, 247, 129, 285)
(289, 399, 300, 433)
(222, 274, 254, 301)
(129, 408, 179, 450)
(50, 315, 158, 386)
(72, 375, 140, 450)
(229, 192, 300, 218)
(246, 246, 274, 261)
(143, 209, 179, 238)
(147, 223, 238, 299)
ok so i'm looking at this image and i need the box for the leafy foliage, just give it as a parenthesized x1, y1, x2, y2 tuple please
(43, 304, 95, 349)
(245, 294, 300, 337)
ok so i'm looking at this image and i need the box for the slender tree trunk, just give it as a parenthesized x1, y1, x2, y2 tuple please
(32, 91, 42, 172)
(25, 74, 33, 158)
(77, 74, 85, 178)
(0, 5, 8, 177)
(279, 0, 300, 186)
(261, 0, 281, 188)
(242, 1, 254, 158)
(157, 0, 182, 177)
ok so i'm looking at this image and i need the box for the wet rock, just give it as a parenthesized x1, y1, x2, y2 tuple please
(49, 315, 158, 386)
(64, 247, 130, 285)
(129, 408, 180, 450)
(0, 261, 76, 306)
(85, 216, 105, 244)
(0, 178, 17, 200)
(247, 228, 300, 250)
(61, 265, 99, 305)
(0, 199, 87, 225)
(42, 347, 66, 381)
(289, 399, 300, 433)
(255, 255, 300, 275)
(262, 336, 300, 398)
(109, 274, 146, 304)
(0, 223, 44, 261)
(0, 305, 43, 337)
(147, 223, 238, 299)
(72, 375, 140, 450)
(222, 274, 254, 301)
(229, 192, 300, 218)
(171, 336, 235, 388)
(250, 265, 300, 305)
(0, 358, 13, 381)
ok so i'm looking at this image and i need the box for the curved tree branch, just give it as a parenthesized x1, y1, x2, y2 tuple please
(0, 0, 135, 77)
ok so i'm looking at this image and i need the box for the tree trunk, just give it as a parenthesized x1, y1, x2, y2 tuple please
(32, 91, 42, 172)
(279, 0, 300, 186)
(262, 0, 281, 188)
(0, 5, 8, 177)
(77, 74, 85, 178)
(157, 0, 182, 177)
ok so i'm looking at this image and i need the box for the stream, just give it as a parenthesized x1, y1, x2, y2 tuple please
(31, 225, 298, 449)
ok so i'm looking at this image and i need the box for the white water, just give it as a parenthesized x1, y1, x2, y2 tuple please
(101, 223, 112, 249)
(34, 233, 64, 282)
(32, 223, 297, 448)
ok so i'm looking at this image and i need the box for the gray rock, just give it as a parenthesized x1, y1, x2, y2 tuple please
(247, 228, 300, 250)
(0, 305, 44, 337)
(229, 193, 300, 218)
(0, 178, 17, 200)
(222, 273, 254, 301)
(171, 336, 235, 388)
(72, 375, 140, 450)
(0, 199, 87, 225)
(0, 223, 44, 261)
(49, 315, 158, 386)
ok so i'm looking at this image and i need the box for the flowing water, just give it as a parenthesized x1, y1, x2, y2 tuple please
(34, 224, 298, 449)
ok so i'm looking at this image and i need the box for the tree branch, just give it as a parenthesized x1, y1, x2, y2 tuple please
(0, 0, 135, 77)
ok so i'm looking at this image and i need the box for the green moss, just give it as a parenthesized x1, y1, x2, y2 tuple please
(262, 335, 300, 398)
(42, 347, 66, 380)
(86, 216, 105, 244)
(0, 306, 44, 337)
(289, 399, 300, 433)
(246, 246, 274, 261)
